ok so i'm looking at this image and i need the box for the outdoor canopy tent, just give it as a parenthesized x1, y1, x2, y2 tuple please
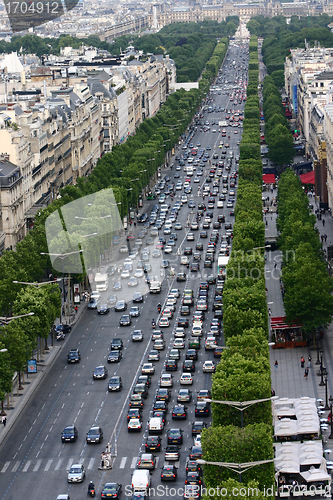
(263, 173, 276, 184)
(300, 469, 331, 482)
(299, 170, 315, 184)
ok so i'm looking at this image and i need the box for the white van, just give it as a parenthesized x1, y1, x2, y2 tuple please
(132, 469, 151, 493)
(148, 416, 164, 433)
(217, 201, 224, 209)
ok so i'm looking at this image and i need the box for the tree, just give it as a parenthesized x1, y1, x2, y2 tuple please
(223, 306, 267, 339)
(267, 125, 294, 165)
(0, 344, 13, 415)
(3, 322, 31, 395)
(201, 479, 272, 500)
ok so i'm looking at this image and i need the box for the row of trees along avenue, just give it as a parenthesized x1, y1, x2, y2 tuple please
(201, 35, 275, 500)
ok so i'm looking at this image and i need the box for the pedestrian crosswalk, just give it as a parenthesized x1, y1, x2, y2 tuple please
(0, 455, 161, 473)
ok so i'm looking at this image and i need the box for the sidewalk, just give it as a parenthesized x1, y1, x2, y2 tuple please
(0, 297, 87, 447)
(265, 186, 333, 452)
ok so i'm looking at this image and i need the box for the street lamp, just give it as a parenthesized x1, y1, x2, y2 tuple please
(325, 376, 330, 410)
(74, 215, 111, 220)
(329, 396, 333, 439)
(204, 396, 278, 428)
(0, 312, 34, 324)
(13, 279, 61, 286)
(196, 458, 274, 483)
(315, 330, 321, 365)
(319, 350, 326, 386)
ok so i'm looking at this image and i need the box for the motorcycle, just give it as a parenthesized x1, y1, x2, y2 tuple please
(56, 331, 65, 341)
(88, 485, 96, 497)
(152, 320, 156, 329)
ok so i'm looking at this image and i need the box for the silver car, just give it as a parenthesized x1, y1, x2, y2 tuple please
(67, 463, 85, 483)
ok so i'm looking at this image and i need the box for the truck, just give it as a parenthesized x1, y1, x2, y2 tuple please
(131, 469, 151, 493)
(94, 273, 108, 292)
(149, 281, 162, 294)
(218, 121, 228, 127)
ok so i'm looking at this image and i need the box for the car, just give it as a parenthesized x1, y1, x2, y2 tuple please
(177, 389, 192, 403)
(203, 360, 216, 373)
(195, 401, 211, 417)
(115, 300, 127, 312)
(61, 425, 78, 443)
(185, 470, 203, 486)
(173, 339, 185, 349)
(172, 404, 187, 420)
(186, 460, 203, 474)
(127, 408, 143, 422)
(196, 243, 204, 251)
(165, 445, 180, 461)
(111, 338, 123, 350)
(178, 318, 189, 328)
(159, 317, 170, 328)
(107, 294, 118, 306)
(167, 428, 183, 445)
(152, 330, 163, 340)
(129, 394, 144, 408)
(189, 445, 203, 460)
(197, 389, 211, 401)
(175, 222, 183, 230)
(67, 348, 80, 364)
(133, 291, 144, 303)
(108, 350, 122, 363)
(128, 418, 142, 432)
(87, 298, 99, 309)
(137, 453, 156, 470)
(147, 350, 160, 362)
(67, 463, 85, 483)
(119, 314, 131, 326)
(86, 426, 103, 444)
(154, 339, 166, 350)
(169, 349, 180, 360)
(160, 373, 173, 387)
(181, 305, 190, 316)
(108, 376, 122, 392)
(145, 435, 162, 452)
(93, 365, 108, 380)
(161, 464, 178, 481)
(176, 273, 187, 282)
(174, 327, 185, 338)
(142, 363, 155, 375)
(184, 484, 201, 499)
(132, 329, 144, 342)
(156, 388, 171, 401)
(120, 244, 128, 253)
(165, 359, 178, 371)
(184, 247, 193, 256)
(101, 483, 122, 499)
(55, 323, 72, 335)
(185, 349, 198, 361)
(180, 373, 193, 385)
(191, 421, 208, 437)
(152, 400, 168, 413)
(137, 375, 151, 388)
(113, 281, 122, 291)
(183, 359, 195, 372)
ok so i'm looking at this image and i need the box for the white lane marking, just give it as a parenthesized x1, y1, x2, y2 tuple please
(1, 462, 10, 473)
(55, 459, 62, 470)
(88, 458, 95, 470)
(66, 458, 73, 470)
(11, 461, 20, 472)
(130, 457, 137, 468)
(44, 459, 53, 471)
(119, 457, 127, 469)
(22, 461, 31, 472)
(33, 459, 42, 472)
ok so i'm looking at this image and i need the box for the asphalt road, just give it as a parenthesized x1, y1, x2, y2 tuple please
(0, 39, 249, 500)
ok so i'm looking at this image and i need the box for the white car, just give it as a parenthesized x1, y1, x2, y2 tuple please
(203, 360, 216, 373)
(160, 374, 173, 387)
(170, 289, 180, 298)
(159, 317, 170, 328)
(120, 270, 130, 279)
(128, 418, 142, 432)
(152, 249, 161, 258)
(174, 327, 185, 338)
(181, 195, 188, 204)
(167, 295, 177, 305)
(194, 434, 202, 446)
(173, 339, 185, 349)
(90, 291, 101, 300)
(186, 233, 194, 241)
(67, 464, 85, 483)
(180, 373, 193, 385)
(192, 325, 203, 337)
(193, 177, 200, 183)
(142, 363, 155, 375)
(120, 245, 128, 253)
(164, 246, 173, 254)
(134, 268, 144, 278)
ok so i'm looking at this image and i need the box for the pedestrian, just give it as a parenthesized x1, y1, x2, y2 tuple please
(323, 219, 325, 226)
(324, 234, 327, 242)
(74, 305, 78, 314)
(308, 355, 312, 368)
(274, 360, 278, 371)
(321, 234, 324, 243)
(2, 415, 6, 427)
(274, 261, 277, 269)
(301, 356, 305, 368)
(304, 367, 309, 380)
(271, 388, 276, 397)
(268, 308, 272, 317)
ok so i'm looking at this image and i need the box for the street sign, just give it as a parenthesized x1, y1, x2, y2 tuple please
(113, 235, 119, 245)
(27, 359, 37, 373)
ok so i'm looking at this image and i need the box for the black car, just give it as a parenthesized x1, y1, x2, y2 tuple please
(153, 400, 168, 413)
(199, 281, 209, 290)
(181, 306, 190, 316)
(67, 348, 80, 364)
(93, 365, 108, 380)
(186, 349, 198, 361)
(177, 273, 187, 282)
(108, 350, 122, 363)
(115, 300, 127, 312)
(133, 292, 144, 303)
(101, 483, 122, 499)
(204, 260, 212, 268)
(185, 471, 203, 486)
(86, 426, 103, 444)
(190, 262, 200, 272)
(165, 359, 178, 371)
(61, 425, 78, 443)
(161, 464, 178, 481)
(133, 383, 148, 399)
(178, 318, 189, 328)
(189, 446, 203, 460)
(186, 460, 203, 474)
(192, 421, 207, 436)
(119, 314, 131, 326)
(145, 435, 162, 452)
(172, 405, 187, 420)
(195, 401, 211, 417)
(111, 338, 123, 350)
(196, 243, 204, 251)
(98, 304, 109, 315)
(127, 408, 143, 421)
(137, 375, 151, 388)
(184, 247, 192, 256)
(207, 275, 216, 284)
(167, 428, 183, 445)
(55, 324, 72, 335)
(183, 359, 195, 372)
(108, 376, 122, 392)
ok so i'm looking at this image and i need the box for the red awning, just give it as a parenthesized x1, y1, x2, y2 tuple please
(263, 174, 275, 184)
(299, 170, 315, 184)
(271, 316, 302, 330)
